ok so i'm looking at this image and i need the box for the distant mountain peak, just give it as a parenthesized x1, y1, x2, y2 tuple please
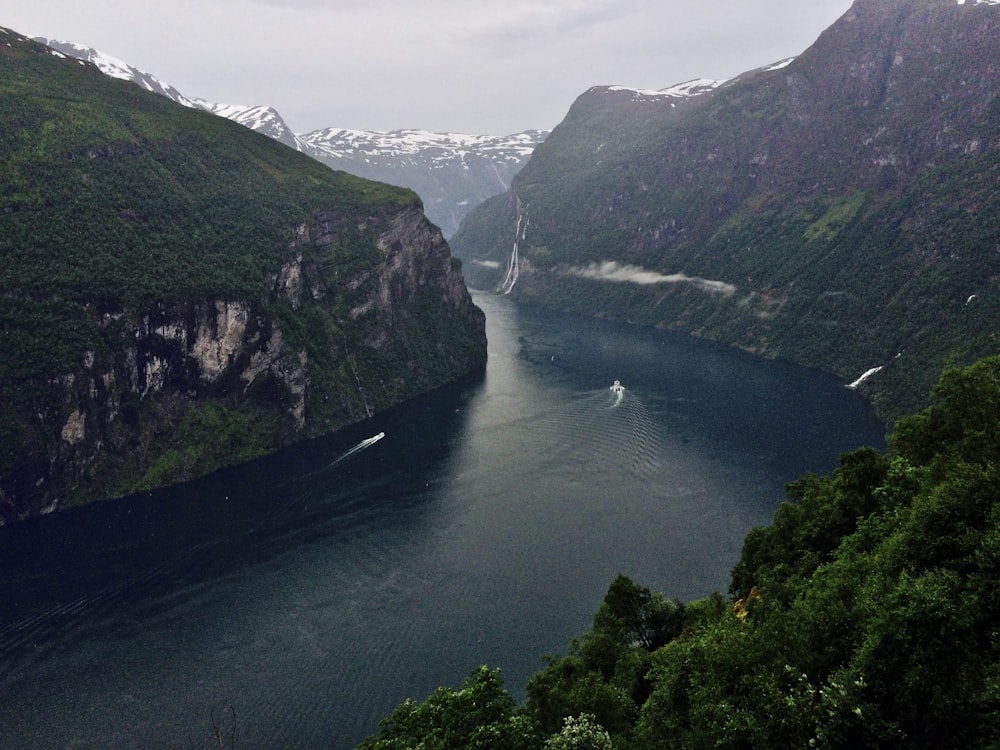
(34, 38, 202, 109)
(192, 99, 308, 151)
(301, 127, 542, 162)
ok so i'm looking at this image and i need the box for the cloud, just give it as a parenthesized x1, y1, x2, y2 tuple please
(5, 0, 855, 134)
(453, 0, 647, 51)
(566, 261, 737, 295)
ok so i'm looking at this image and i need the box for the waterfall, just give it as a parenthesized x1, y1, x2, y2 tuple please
(500, 201, 528, 295)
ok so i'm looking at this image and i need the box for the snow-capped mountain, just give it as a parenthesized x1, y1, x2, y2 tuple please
(36, 38, 202, 108)
(298, 128, 547, 237)
(302, 128, 541, 166)
(33, 37, 545, 237)
(192, 100, 309, 152)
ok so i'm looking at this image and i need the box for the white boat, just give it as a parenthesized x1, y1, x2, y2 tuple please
(610, 379, 625, 394)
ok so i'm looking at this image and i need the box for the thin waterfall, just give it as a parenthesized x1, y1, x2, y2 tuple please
(500, 200, 528, 295)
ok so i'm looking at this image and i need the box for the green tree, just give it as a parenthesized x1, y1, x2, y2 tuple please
(892, 355, 1000, 470)
(543, 714, 613, 750)
(358, 666, 536, 750)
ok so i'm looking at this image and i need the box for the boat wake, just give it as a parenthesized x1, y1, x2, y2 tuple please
(609, 379, 625, 407)
(323, 432, 385, 471)
(291, 432, 386, 484)
(530, 386, 665, 481)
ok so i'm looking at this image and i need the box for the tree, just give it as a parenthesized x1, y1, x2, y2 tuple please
(598, 574, 684, 651)
(358, 666, 536, 750)
(543, 714, 613, 750)
(893, 355, 1000, 469)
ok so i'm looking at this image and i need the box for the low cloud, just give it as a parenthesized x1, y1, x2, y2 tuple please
(566, 261, 737, 295)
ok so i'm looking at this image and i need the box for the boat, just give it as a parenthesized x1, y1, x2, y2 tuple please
(610, 379, 625, 394)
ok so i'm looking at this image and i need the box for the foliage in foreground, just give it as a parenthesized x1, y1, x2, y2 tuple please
(359, 355, 1000, 749)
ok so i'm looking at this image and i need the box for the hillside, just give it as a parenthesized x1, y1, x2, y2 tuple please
(0, 28, 486, 523)
(34, 37, 547, 238)
(452, 0, 1000, 421)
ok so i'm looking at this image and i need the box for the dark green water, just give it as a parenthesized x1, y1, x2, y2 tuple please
(0, 292, 884, 749)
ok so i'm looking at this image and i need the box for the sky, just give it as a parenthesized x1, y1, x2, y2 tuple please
(4, 0, 854, 136)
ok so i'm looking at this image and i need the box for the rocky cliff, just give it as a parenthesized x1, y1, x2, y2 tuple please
(0, 29, 486, 523)
(452, 0, 1000, 420)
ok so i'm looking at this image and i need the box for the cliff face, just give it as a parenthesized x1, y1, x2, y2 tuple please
(0, 29, 485, 523)
(452, 0, 1000, 420)
(3, 202, 485, 524)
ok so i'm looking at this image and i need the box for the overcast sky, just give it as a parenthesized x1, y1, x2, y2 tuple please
(6, 0, 854, 135)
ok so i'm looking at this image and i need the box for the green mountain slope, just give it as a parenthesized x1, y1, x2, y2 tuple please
(0, 28, 486, 523)
(452, 0, 1000, 421)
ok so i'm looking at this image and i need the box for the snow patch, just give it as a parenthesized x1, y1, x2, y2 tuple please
(606, 78, 726, 100)
(762, 57, 796, 71)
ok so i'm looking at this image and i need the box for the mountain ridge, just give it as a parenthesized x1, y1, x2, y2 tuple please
(33, 37, 546, 237)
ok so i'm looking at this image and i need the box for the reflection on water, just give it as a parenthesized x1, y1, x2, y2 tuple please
(0, 292, 884, 749)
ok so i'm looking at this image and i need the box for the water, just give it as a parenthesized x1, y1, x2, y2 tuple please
(0, 292, 885, 749)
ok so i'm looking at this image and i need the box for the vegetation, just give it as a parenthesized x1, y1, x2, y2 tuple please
(0, 28, 415, 380)
(135, 400, 276, 492)
(359, 355, 1000, 748)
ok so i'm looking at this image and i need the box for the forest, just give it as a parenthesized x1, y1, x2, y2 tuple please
(359, 354, 1000, 749)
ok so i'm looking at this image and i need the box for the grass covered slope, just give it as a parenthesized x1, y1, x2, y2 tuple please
(0, 27, 413, 377)
(0, 28, 486, 521)
(360, 355, 1000, 749)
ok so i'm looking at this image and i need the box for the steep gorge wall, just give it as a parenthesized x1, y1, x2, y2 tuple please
(1, 206, 485, 524)
(452, 0, 1000, 420)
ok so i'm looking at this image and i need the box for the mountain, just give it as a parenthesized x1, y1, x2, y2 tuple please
(452, 0, 1000, 422)
(0, 28, 486, 524)
(34, 37, 203, 108)
(193, 100, 309, 151)
(298, 127, 546, 238)
(34, 37, 546, 238)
